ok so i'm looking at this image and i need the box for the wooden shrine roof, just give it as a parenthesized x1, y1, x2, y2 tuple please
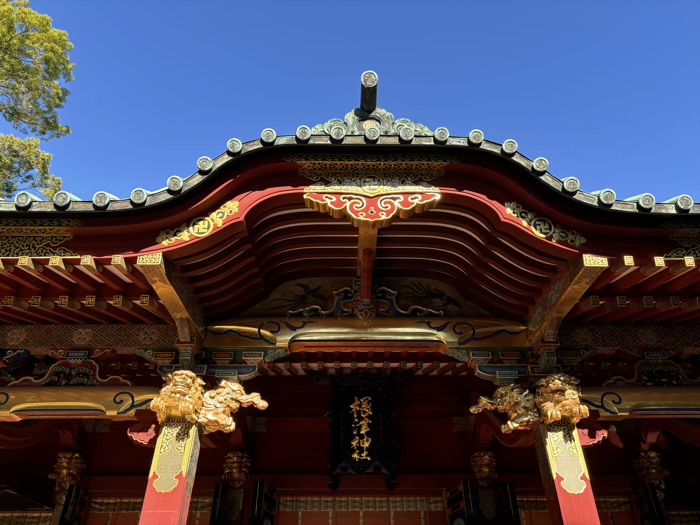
(2, 71, 700, 383)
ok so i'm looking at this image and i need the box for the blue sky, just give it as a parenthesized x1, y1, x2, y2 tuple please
(28, 1, 700, 202)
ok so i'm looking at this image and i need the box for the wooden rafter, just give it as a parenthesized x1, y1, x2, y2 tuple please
(527, 254, 609, 350)
(136, 252, 205, 341)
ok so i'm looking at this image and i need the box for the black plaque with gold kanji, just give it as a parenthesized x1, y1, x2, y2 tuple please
(328, 376, 397, 489)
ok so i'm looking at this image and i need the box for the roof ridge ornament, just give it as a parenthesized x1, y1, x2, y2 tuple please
(311, 71, 433, 138)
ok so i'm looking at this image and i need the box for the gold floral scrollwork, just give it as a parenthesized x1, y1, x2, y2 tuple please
(663, 222, 700, 258)
(151, 419, 199, 493)
(535, 373, 590, 426)
(223, 451, 251, 487)
(156, 200, 239, 246)
(544, 421, 588, 494)
(49, 451, 86, 484)
(0, 219, 81, 257)
(293, 155, 447, 228)
(136, 253, 163, 266)
(505, 202, 586, 247)
(197, 380, 268, 434)
(582, 254, 609, 267)
(288, 154, 457, 183)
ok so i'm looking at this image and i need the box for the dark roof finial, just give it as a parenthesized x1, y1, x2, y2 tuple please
(360, 71, 378, 113)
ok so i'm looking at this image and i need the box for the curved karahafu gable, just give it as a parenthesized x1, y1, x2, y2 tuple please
(2, 72, 700, 333)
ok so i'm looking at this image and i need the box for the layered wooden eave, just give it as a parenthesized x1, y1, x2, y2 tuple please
(1, 143, 699, 331)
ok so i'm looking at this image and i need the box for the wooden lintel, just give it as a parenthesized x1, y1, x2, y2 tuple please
(29, 295, 55, 311)
(136, 294, 172, 323)
(109, 255, 133, 277)
(639, 256, 667, 277)
(136, 253, 204, 341)
(588, 255, 636, 291)
(636, 257, 698, 294)
(0, 259, 43, 292)
(56, 296, 108, 323)
(0, 324, 177, 351)
(435, 362, 453, 376)
(2, 296, 29, 310)
(47, 257, 85, 287)
(669, 256, 696, 276)
(357, 224, 378, 301)
(0, 259, 12, 274)
(17, 256, 40, 277)
(57, 296, 82, 310)
(111, 295, 133, 310)
(80, 255, 126, 290)
(17, 257, 72, 292)
(611, 255, 636, 276)
(528, 254, 609, 346)
(80, 255, 102, 275)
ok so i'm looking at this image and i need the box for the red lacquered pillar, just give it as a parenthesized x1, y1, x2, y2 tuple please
(535, 422, 601, 525)
(138, 371, 268, 525)
(140, 419, 200, 525)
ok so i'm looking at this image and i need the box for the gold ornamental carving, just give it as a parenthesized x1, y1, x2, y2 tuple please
(288, 154, 457, 181)
(582, 254, 609, 267)
(470, 451, 498, 480)
(541, 422, 589, 494)
(634, 450, 668, 483)
(150, 370, 205, 425)
(469, 373, 589, 433)
(223, 451, 251, 487)
(137, 253, 164, 266)
(151, 370, 268, 432)
(148, 371, 267, 494)
(0, 219, 80, 257)
(292, 154, 446, 228)
(198, 381, 268, 434)
(534, 373, 589, 426)
(150, 420, 200, 494)
(470, 384, 540, 434)
(156, 200, 239, 246)
(663, 222, 700, 258)
(49, 451, 86, 484)
(505, 202, 586, 247)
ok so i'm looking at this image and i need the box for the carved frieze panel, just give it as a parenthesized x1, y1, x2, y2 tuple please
(0, 219, 80, 256)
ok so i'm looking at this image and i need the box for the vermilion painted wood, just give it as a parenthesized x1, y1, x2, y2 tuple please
(139, 472, 192, 525)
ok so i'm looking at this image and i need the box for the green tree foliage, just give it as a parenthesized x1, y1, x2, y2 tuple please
(0, 0, 74, 199)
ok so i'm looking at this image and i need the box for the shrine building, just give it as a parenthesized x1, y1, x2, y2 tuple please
(1, 72, 700, 525)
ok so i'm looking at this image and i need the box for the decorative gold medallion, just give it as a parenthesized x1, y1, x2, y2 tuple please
(156, 200, 239, 246)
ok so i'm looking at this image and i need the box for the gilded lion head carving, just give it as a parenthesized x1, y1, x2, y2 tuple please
(150, 370, 205, 424)
(535, 373, 589, 425)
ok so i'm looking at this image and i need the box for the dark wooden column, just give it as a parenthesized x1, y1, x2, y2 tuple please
(48, 451, 88, 525)
(633, 450, 668, 525)
(210, 452, 249, 525)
